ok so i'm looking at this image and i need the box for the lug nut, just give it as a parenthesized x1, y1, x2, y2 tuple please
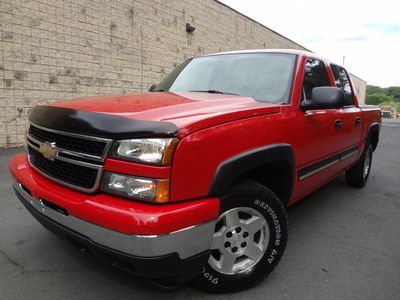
(232, 247, 238, 253)
(243, 232, 249, 238)
(224, 242, 231, 248)
(236, 227, 242, 233)
(241, 242, 247, 248)
(226, 232, 233, 238)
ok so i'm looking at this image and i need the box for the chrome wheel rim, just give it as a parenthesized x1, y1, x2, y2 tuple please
(364, 148, 372, 178)
(208, 207, 270, 275)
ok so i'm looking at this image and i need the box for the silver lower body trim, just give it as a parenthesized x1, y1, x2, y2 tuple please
(298, 146, 359, 181)
(340, 149, 358, 161)
(13, 180, 215, 259)
(299, 158, 339, 181)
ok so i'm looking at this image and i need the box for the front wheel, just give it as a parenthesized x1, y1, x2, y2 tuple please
(192, 180, 288, 293)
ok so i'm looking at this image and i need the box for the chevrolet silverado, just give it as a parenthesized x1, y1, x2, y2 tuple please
(9, 50, 381, 293)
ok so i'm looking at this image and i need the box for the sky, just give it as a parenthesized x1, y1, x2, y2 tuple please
(219, 0, 400, 87)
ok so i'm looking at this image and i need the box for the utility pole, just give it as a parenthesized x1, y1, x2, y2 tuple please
(342, 55, 345, 65)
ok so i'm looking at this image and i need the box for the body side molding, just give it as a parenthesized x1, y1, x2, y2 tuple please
(298, 145, 359, 181)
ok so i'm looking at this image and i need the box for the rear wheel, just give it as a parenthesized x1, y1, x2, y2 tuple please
(346, 144, 373, 187)
(192, 180, 288, 293)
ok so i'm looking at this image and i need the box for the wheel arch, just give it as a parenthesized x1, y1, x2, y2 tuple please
(366, 123, 380, 151)
(209, 144, 295, 206)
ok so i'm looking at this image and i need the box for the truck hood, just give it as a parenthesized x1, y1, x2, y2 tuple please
(47, 92, 281, 137)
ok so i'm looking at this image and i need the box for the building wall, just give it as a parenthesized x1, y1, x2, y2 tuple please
(0, 0, 362, 147)
(350, 74, 367, 105)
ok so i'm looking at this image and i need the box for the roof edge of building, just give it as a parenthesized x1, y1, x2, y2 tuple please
(214, 0, 312, 52)
(214, 1, 367, 83)
(349, 72, 367, 84)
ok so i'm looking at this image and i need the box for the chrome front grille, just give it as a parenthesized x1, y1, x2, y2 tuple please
(26, 123, 113, 193)
(28, 124, 111, 162)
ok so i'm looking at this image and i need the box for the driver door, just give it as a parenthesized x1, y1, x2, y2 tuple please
(293, 58, 345, 197)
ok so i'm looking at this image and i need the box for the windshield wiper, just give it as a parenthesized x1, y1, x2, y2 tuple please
(188, 90, 239, 95)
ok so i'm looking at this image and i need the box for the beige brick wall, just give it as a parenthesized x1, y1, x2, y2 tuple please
(1, 0, 310, 147)
(350, 74, 367, 105)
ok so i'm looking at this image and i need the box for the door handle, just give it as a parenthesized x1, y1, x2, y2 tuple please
(355, 117, 361, 126)
(335, 120, 343, 130)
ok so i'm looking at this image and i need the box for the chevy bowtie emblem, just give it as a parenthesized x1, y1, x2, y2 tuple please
(39, 142, 57, 161)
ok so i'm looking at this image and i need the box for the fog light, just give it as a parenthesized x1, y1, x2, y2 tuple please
(101, 172, 169, 203)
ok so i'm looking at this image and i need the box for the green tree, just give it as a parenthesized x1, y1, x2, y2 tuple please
(365, 93, 395, 105)
(366, 85, 383, 95)
(386, 86, 400, 100)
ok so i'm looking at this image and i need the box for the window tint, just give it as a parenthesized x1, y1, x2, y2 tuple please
(301, 58, 330, 101)
(331, 64, 354, 106)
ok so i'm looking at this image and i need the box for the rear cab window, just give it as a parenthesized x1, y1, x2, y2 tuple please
(330, 64, 354, 106)
(301, 58, 330, 101)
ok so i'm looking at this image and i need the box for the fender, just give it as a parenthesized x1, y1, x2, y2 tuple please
(209, 144, 294, 199)
(365, 122, 380, 151)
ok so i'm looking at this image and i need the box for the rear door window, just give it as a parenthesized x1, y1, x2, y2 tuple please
(301, 58, 330, 101)
(330, 64, 354, 106)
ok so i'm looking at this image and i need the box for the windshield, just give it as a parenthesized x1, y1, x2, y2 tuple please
(154, 53, 296, 103)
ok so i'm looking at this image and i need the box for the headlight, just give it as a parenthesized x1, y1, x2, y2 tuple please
(109, 138, 178, 165)
(101, 172, 169, 203)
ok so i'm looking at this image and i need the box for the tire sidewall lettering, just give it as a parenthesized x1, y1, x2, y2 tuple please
(254, 198, 282, 256)
(195, 186, 288, 292)
(202, 267, 219, 285)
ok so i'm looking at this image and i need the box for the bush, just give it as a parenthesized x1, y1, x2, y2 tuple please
(365, 93, 396, 105)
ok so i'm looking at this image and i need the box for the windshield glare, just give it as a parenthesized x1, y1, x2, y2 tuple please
(155, 53, 296, 103)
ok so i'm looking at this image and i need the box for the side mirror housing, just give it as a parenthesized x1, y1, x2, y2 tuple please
(149, 84, 157, 92)
(301, 87, 345, 111)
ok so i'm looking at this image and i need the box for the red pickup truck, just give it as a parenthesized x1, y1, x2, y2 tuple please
(9, 50, 381, 293)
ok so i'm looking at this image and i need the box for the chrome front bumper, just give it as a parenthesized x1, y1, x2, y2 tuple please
(13, 180, 215, 259)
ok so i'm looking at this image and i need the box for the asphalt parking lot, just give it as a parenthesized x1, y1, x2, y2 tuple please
(1, 119, 399, 300)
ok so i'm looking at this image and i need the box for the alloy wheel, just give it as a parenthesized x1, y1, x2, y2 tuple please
(208, 207, 270, 275)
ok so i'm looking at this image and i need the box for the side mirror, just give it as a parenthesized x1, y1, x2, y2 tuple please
(149, 84, 157, 92)
(301, 87, 345, 111)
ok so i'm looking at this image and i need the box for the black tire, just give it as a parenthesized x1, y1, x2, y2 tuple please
(192, 180, 288, 293)
(345, 143, 373, 188)
(150, 279, 182, 290)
